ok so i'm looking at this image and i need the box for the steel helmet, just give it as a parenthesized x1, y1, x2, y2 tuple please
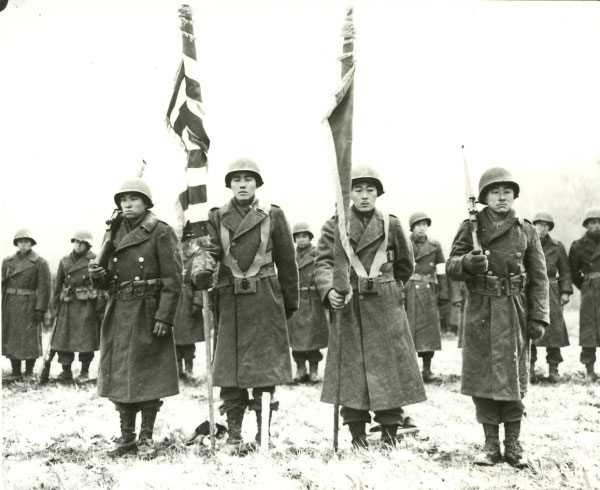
(114, 178, 154, 209)
(532, 211, 554, 231)
(583, 208, 600, 227)
(292, 222, 314, 240)
(71, 230, 93, 246)
(351, 165, 384, 196)
(225, 158, 264, 188)
(13, 229, 36, 246)
(409, 211, 432, 230)
(478, 167, 520, 204)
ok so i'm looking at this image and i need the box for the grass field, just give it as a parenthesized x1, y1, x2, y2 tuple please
(2, 309, 599, 490)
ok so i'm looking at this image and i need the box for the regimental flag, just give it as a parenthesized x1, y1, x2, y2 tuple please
(322, 7, 355, 294)
(166, 4, 210, 238)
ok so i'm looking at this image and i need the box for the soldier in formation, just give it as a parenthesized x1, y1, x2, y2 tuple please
(530, 212, 572, 383)
(2, 229, 51, 381)
(447, 167, 549, 468)
(89, 178, 182, 458)
(569, 207, 600, 381)
(314, 165, 426, 448)
(288, 222, 329, 384)
(51, 230, 101, 382)
(173, 224, 205, 381)
(404, 211, 449, 383)
(191, 158, 298, 454)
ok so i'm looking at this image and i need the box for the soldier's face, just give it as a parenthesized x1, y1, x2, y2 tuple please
(295, 233, 311, 248)
(16, 239, 32, 253)
(535, 222, 550, 238)
(486, 185, 514, 215)
(120, 193, 147, 219)
(586, 218, 600, 235)
(230, 172, 257, 201)
(412, 221, 429, 237)
(351, 182, 377, 212)
(72, 240, 89, 253)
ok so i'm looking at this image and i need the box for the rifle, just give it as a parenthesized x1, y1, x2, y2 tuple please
(462, 145, 482, 252)
(93, 209, 122, 273)
(39, 315, 58, 385)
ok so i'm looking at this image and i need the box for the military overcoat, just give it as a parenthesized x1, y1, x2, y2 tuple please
(314, 208, 427, 411)
(51, 251, 101, 353)
(196, 199, 298, 388)
(447, 208, 549, 401)
(535, 234, 572, 348)
(2, 250, 51, 359)
(173, 251, 204, 345)
(405, 235, 449, 352)
(449, 279, 468, 348)
(97, 212, 182, 403)
(569, 232, 600, 347)
(287, 245, 329, 351)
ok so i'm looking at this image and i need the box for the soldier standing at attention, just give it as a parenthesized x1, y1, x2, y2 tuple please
(173, 224, 205, 381)
(51, 230, 101, 383)
(191, 158, 298, 454)
(89, 178, 182, 458)
(288, 222, 329, 384)
(314, 165, 426, 448)
(405, 212, 449, 383)
(568, 207, 600, 382)
(447, 167, 549, 468)
(530, 212, 572, 383)
(2, 229, 51, 381)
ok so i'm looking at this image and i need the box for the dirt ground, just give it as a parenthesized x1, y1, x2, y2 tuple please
(2, 309, 599, 490)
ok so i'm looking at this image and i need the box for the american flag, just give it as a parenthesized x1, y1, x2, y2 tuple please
(166, 4, 210, 238)
(322, 7, 355, 294)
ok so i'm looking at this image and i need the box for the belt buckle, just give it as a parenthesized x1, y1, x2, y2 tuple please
(358, 277, 380, 294)
(234, 276, 257, 294)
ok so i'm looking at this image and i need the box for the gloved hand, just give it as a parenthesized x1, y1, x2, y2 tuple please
(193, 270, 214, 290)
(88, 262, 106, 279)
(153, 320, 171, 337)
(327, 289, 353, 309)
(528, 320, 545, 340)
(285, 308, 295, 320)
(34, 310, 45, 323)
(560, 294, 570, 306)
(438, 298, 449, 307)
(463, 250, 488, 275)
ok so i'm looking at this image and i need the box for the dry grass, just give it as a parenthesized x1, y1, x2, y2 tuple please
(2, 309, 599, 489)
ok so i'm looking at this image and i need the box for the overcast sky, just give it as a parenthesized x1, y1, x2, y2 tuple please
(1, 0, 600, 272)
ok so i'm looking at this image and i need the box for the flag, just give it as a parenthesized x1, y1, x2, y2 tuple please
(322, 7, 355, 294)
(166, 4, 210, 238)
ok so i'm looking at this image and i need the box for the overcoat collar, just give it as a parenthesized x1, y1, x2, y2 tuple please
(62, 250, 95, 273)
(348, 208, 385, 254)
(219, 198, 269, 241)
(583, 232, 600, 261)
(411, 234, 436, 260)
(478, 207, 520, 245)
(296, 245, 315, 269)
(114, 211, 159, 253)
(6, 250, 40, 276)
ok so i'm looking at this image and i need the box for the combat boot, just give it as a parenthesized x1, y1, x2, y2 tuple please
(474, 424, 502, 466)
(380, 425, 399, 448)
(585, 363, 599, 382)
(108, 411, 137, 457)
(546, 363, 559, 384)
(348, 422, 369, 449)
(24, 359, 36, 381)
(421, 357, 441, 383)
(293, 362, 308, 384)
(308, 361, 321, 384)
(57, 364, 73, 382)
(6, 360, 22, 381)
(184, 359, 195, 380)
(223, 408, 246, 455)
(503, 421, 528, 468)
(77, 360, 91, 382)
(137, 408, 159, 459)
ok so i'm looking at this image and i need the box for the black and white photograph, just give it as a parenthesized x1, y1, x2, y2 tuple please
(1, 0, 599, 488)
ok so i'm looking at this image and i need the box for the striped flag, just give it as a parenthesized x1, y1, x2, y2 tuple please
(322, 7, 355, 294)
(166, 4, 210, 238)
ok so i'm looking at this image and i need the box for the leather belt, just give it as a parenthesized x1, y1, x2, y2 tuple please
(584, 272, 600, 280)
(350, 273, 397, 291)
(300, 286, 317, 292)
(4, 287, 36, 295)
(216, 265, 277, 288)
(467, 274, 527, 297)
(409, 273, 437, 283)
(109, 279, 162, 300)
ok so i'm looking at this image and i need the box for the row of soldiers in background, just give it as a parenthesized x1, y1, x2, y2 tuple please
(2, 161, 600, 465)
